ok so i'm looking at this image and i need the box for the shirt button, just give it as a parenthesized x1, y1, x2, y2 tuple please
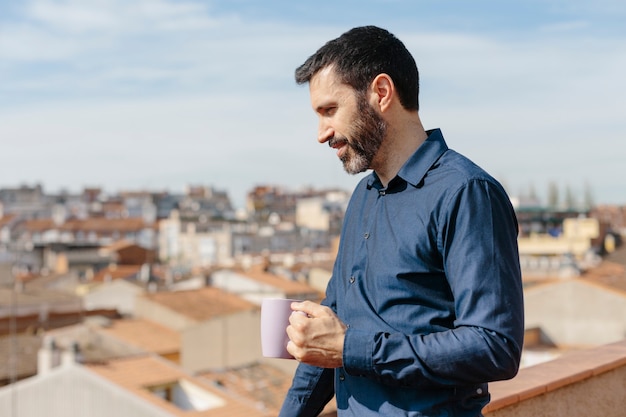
(364, 232, 369, 239)
(349, 276, 355, 284)
(477, 388, 483, 395)
(379, 190, 386, 196)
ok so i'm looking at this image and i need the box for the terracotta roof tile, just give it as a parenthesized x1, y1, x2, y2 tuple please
(0, 214, 17, 227)
(141, 287, 258, 322)
(98, 318, 180, 355)
(580, 260, 626, 294)
(200, 362, 293, 415)
(20, 218, 56, 232)
(61, 217, 153, 232)
(16, 217, 155, 233)
(0, 334, 42, 381)
(238, 268, 323, 298)
(0, 286, 81, 307)
(87, 355, 265, 417)
(199, 362, 337, 417)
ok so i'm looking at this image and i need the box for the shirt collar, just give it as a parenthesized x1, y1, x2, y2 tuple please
(366, 128, 449, 190)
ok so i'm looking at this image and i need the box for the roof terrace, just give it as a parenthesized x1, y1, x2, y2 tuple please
(484, 338, 626, 416)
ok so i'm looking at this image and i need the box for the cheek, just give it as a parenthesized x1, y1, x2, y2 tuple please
(336, 117, 355, 139)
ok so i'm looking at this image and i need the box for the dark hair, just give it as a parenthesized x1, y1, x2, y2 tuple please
(295, 26, 419, 111)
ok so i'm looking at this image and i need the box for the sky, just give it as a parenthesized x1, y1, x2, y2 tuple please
(1, 0, 625, 209)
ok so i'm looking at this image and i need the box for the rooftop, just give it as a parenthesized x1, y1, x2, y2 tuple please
(97, 318, 180, 356)
(581, 259, 626, 294)
(87, 354, 265, 417)
(140, 287, 257, 322)
(199, 362, 294, 415)
(92, 264, 142, 282)
(485, 338, 626, 416)
(0, 286, 82, 317)
(0, 333, 42, 384)
(238, 267, 322, 298)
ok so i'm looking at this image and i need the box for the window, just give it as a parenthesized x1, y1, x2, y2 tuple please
(146, 379, 225, 411)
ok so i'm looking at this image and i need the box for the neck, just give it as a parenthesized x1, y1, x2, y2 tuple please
(373, 113, 427, 186)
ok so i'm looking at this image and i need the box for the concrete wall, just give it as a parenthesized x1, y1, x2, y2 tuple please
(524, 279, 626, 346)
(487, 366, 626, 417)
(210, 269, 285, 305)
(296, 198, 330, 231)
(485, 340, 626, 417)
(517, 217, 599, 258)
(181, 309, 261, 373)
(83, 280, 144, 316)
(308, 267, 332, 293)
(134, 296, 196, 331)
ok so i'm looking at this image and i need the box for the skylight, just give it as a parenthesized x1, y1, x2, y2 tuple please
(146, 379, 225, 411)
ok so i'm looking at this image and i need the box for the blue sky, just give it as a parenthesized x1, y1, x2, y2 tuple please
(1, 0, 625, 209)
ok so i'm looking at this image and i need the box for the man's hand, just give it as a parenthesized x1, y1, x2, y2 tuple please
(286, 301, 347, 368)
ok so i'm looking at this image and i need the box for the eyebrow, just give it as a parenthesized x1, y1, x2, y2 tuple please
(314, 101, 336, 112)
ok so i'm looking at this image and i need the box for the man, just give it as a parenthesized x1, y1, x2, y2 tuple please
(279, 26, 524, 417)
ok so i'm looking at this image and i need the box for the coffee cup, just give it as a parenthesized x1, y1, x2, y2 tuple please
(260, 298, 301, 359)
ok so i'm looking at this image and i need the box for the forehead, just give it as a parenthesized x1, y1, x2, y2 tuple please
(309, 66, 355, 109)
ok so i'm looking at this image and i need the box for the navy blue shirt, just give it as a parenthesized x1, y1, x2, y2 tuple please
(280, 129, 524, 417)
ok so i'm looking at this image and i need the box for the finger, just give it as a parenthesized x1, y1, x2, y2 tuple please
(291, 301, 329, 318)
(286, 340, 298, 359)
(286, 340, 305, 362)
(290, 301, 309, 314)
(286, 328, 305, 353)
(286, 317, 307, 345)
(288, 310, 308, 328)
(285, 322, 301, 344)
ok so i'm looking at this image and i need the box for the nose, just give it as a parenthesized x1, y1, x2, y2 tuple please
(317, 120, 333, 144)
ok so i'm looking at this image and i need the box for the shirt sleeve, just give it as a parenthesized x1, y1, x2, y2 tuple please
(342, 178, 524, 387)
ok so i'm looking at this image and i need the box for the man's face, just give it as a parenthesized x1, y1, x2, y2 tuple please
(309, 67, 387, 174)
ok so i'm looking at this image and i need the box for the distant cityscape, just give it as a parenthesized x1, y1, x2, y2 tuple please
(1, 182, 626, 416)
(1, 181, 624, 272)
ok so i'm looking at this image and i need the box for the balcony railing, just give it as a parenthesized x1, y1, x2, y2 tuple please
(484, 339, 626, 416)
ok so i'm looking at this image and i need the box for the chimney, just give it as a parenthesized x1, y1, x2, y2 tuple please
(139, 263, 150, 282)
(61, 342, 81, 367)
(37, 336, 60, 375)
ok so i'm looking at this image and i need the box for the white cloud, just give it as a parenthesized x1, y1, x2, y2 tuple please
(0, 23, 80, 61)
(28, 0, 118, 32)
(1, 0, 625, 205)
(539, 20, 591, 33)
(26, 0, 219, 33)
(398, 29, 626, 203)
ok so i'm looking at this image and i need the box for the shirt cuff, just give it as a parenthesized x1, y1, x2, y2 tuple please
(343, 326, 373, 376)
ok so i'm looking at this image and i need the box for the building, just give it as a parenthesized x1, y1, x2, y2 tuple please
(518, 216, 601, 278)
(0, 353, 266, 417)
(209, 267, 322, 306)
(134, 287, 261, 373)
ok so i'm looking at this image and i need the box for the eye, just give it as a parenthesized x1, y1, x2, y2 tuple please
(324, 106, 337, 116)
(315, 104, 337, 117)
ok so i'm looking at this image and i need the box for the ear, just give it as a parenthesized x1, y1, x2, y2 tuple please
(370, 73, 394, 112)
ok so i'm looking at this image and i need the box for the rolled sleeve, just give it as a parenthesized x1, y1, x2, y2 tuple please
(343, 327, 373, 376)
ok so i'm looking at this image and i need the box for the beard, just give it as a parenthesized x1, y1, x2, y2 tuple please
(330, 96, 387, 175)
